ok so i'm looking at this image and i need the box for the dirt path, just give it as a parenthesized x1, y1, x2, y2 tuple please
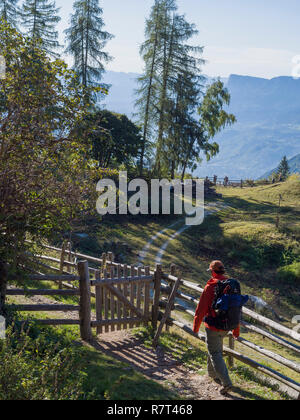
(91, 329, 238, 400)
(138, 202, 228, 266)
(8, 288, 239, 400)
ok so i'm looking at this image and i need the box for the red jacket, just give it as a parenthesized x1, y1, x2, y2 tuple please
(193, 273, 240, 338)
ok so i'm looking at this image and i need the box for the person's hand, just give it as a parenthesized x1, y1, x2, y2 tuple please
(233, 331, 239, 339)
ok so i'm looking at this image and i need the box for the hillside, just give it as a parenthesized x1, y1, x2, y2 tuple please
(101, 72, 300, 180)
(260, 153, 300, 179)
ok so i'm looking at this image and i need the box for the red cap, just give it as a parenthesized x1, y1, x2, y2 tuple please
(207, 260, 225, 273)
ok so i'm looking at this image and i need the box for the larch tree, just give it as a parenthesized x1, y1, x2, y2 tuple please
(179, 80, 236, 181)
(21, 0, 61, 57)
(65, 0, 113, 91)
(135, 0, 176, 176)
(154, 12, 205, 175)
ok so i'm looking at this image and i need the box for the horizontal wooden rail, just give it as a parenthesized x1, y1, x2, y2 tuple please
(166, 317, 300, 394)
(236, 336, 300, 374)
(242, 307, 300, 343)
(242, 322, 300, 355)
(91, 275, 153, 286)
(29, 274, 79, 282)
(162, 272, 300, 343)
(12, 304, 80, 312)
(28, 319, 80, 325)
(6, 289, 80, 296)
(91, 318, 146, 327)
(163, 293, 300, 357)
(161, 283, 198, 305)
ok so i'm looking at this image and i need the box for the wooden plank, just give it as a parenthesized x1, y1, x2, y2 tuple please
(163, 271, 300, 343)
(228, 334, 235, 368)
(242, 322, 300, 355)
(144, 266, 151, 324)
(110, 267, 115, 332)
(78, 261, 92, 342)
(34, 255, 76, 268)
(152, 264, 162, 329)
(28, 319, 80, 325)
(91, 317, 143, 327)
(11, 304, 79, 312)
(95, 270, 103, 335)
(168, 318, 300, 394)
(129, 265, 135, 328)
(117, 264, 122, 331)
(6, 289, 80, 296)
(25, 274, 79, 282)
(123, 264, 128, 329)
(242, 307, 300, 343)
(153, 278, 181, 347)
(59, 241, 67, 289)
(103, 269, 109, 333)
(91, 275, 153, 286)
(66, 242, 72, 273)
(236, 336, 300, 373)
(136, 267, 142, 328)
(104, 282, 147, 321)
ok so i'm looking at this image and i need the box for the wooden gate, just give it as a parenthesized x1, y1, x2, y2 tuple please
(91, 264, 154, 334)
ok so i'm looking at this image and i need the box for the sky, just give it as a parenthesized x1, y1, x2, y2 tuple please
(56, 0, 300, 79)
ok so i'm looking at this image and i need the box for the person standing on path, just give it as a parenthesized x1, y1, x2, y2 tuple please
(193, 260, 240, 395)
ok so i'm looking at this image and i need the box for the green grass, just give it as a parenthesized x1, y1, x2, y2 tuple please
(0, 314, 179, 401)
(15, 176, 300, 400)
(133, 326, 291, 400)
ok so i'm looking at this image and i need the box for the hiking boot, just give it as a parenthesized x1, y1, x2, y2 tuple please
(220, 385, 232, 395)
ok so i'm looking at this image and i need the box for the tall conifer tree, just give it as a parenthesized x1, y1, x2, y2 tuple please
(65, 0, 113, 89)
(21, 0, 61, 57)
(135, 0, 176, 175)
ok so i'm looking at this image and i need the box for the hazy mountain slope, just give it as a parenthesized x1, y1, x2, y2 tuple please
(260, 153, 300, 179)
(196, 75, 300, 179)
(101, 71, 300, 179)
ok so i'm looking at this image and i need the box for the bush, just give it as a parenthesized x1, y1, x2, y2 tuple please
(0, 324, 86, 400)
(277, 262, 300, 284)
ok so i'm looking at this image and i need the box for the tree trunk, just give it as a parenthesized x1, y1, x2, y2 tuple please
(0, 261, 8, 316)
(139, 4, 161, 176)
(154, 16, 175, 175)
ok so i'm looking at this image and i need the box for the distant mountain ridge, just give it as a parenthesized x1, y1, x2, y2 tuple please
(101, 71, 300, 179)
(260, 153, 300, 179)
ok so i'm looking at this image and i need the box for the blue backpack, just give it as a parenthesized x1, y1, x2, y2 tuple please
(205, 279, 249, 331)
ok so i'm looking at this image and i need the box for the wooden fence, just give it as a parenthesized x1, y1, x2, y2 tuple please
(7, 241, 300, 399)
(204, 176, 271, 188)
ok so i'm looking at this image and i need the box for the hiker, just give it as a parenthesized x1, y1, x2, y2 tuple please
(193, 260, 248, 395)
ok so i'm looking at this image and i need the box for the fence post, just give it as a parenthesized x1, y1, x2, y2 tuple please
(58, 241, 67, 289)
(228, 334, 235, 368)
(167, 264, 177, 332)
(0, 261, 8, 316)
(152, 264, 162, 330)
(78, 260, 92, 342)
(66, 241, 72, 273)
(153, 277, 181, 347)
